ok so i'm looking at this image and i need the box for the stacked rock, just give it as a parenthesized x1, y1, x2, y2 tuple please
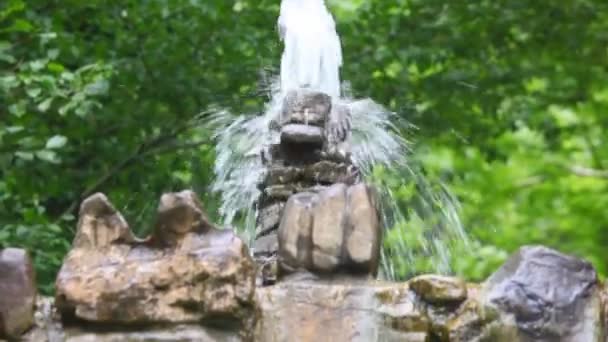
(253, 90, 381, 284)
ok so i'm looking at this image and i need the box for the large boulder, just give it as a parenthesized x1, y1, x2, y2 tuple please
(54, 191, 256, 337)
(482, 245, 604, 342)
(0, 248, 37, 339)
(277, 183, 381, 277)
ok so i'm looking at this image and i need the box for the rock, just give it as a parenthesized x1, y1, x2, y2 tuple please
(325, 102, 352, 144)
(483, 245, 603, 342)
(0, 248, 37, 339)
(255, 282, 430, 342)
(302, 161, 358, 184)
(277, 193, 316, 272)
(311, 184, 347, 272)
(445, 294, 517, 342)
(281, 124, 324, 145)
(255, 202, 285, 237)
(255, 255, 278, 287)
(345, 183, 381, 274)
(73, 193, 135, 248)
(276, 183, 381, 277)
(263, 166, 302, 186)
(253, 233, 279, 256)
(264, 184, 297, 200)
(21, 296, 64, 342)
(280, 89, 331, 126)
(409, 275, 467, 304)
(153, 190, 216, 247)
(55, 192, 256, 333)
(22, 297, 242, 342)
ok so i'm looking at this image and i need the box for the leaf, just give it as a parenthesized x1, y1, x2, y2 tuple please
(26, 87, 41, 98)
(45, 135, 67, 149)
(15, 151, 34, 160)
(35, 150, 59, 163)
(37, 97, 53, 112)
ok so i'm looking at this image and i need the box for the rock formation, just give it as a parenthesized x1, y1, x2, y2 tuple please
(53, 191, 256, 339)
(254, 89, 381, 284)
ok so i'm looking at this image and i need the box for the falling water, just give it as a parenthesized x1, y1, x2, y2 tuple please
(208, 0, 468, 279)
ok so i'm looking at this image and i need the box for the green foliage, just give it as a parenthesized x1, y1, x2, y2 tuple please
(1, 0, 607, 293)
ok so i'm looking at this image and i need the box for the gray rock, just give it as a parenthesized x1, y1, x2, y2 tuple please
(256, 202, 285, 237)
(253, 233, 279, 256)
(325, 102, 352, 144)
(280, 89, 331, 126)
(281, 124, 324, 145)
(0, 248, 37, 339)
(483, 245, 603, 342)
(311, 184, 347, 272)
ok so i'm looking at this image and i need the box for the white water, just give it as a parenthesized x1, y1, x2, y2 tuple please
(207, 0, 469, 279)
(278, 0, 342, 98)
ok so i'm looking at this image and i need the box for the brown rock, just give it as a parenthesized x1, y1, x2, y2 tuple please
(255, 282, 429, 342)
(311, 183, 347, 272)
(73, 193, 135, 249)
(263, 166, 302, 186)
(0, 248, 37, 339)
(153, 190, 215, 247)
(275, 183, 382, 277)
(264, 184, 297, 200)
(55, 192, 256, 330)
(345, 184, 381, 274)
(409, 275, 467, 304)
(303, 161, 358, 184)
(277, 193, 316, 272)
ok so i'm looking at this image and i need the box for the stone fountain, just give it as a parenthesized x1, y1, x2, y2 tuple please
(1, 91, 606, 340)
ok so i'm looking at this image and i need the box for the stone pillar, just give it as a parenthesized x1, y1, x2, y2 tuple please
(253, 89, 381, 284)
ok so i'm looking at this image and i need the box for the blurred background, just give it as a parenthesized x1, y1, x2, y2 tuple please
(1, 0, 607, 294)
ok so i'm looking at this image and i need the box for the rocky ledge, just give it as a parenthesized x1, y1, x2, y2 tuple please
(11, 244, 607, 341)
(52, 191, 256, 339)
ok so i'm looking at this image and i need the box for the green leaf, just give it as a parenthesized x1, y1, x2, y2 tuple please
(45, 135, 67, 149)
(37, 97, 53, 112)
(35, 150, 58, 163)
(15, 151, 34, 160)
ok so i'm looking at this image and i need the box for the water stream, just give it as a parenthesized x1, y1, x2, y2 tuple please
(208, 0, 468, 280)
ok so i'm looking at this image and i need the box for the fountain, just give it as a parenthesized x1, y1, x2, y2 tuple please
(211, 0, 468, 284)
(1, 1, 607, 341)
